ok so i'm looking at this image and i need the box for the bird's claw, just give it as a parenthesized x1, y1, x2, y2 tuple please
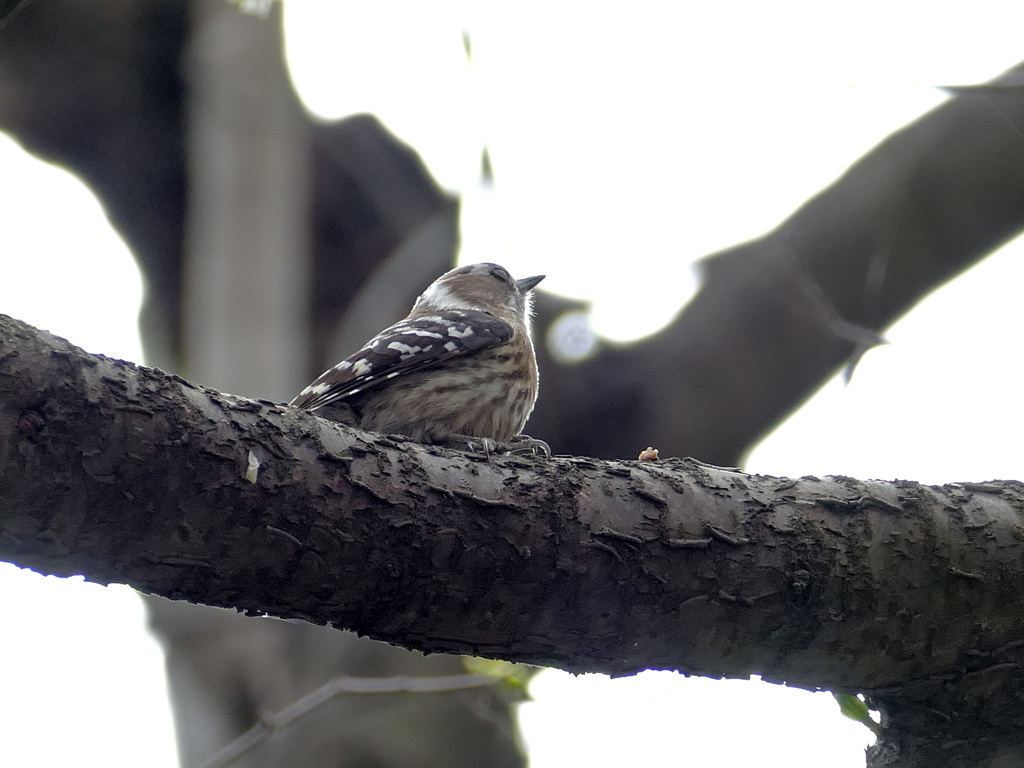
(502, 434, 551, 457)
(465, 436, 498, 457)
(441, 434, 550, 458)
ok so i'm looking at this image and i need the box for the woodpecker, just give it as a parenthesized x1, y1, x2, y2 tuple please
(291, 263, 547, 454)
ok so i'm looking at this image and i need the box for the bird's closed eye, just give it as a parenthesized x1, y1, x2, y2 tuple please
(489, 268, 511, 285)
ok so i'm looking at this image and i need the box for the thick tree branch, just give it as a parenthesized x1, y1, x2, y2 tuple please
(533, 63, 1024, 464)
(3, 313, 1024, 697)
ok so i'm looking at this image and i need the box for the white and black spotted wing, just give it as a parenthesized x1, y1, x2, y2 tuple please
(290, 310, 515, 411)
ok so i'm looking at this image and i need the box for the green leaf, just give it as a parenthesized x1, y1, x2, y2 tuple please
(834, 692, 881, 735)
(462, 657, 538, 699)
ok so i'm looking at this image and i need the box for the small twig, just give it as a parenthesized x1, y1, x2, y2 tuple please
(197, 673, 498, 768)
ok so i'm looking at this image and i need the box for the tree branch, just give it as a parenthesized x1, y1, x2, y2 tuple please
(533, 62, 1024, 464)
(4, 313, 1024, 697)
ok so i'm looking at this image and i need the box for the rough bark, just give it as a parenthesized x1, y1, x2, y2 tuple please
(5, 314, 1024, 766)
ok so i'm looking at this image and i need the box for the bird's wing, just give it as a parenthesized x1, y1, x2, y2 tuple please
(289, 309, 515, 410)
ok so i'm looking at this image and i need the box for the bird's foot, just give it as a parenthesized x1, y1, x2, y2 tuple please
(439, 434, 550, 458)
(501, 434, 551, 457)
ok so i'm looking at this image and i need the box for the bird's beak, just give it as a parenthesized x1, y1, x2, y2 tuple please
(517, 274, 545, 292)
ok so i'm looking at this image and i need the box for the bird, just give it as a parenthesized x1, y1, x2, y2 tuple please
(290, 262, 548, 455)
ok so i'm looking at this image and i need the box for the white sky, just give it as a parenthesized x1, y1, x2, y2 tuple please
(3, 1, 1024, 766)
